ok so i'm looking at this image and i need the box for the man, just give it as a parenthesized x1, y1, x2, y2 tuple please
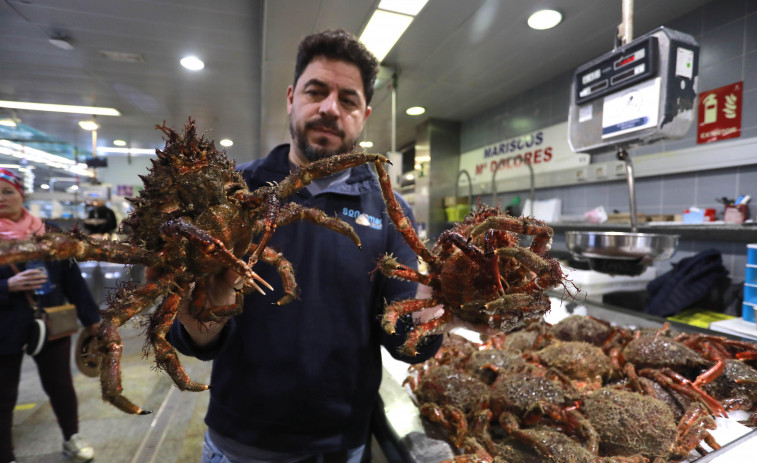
(169, 30, 443, 462)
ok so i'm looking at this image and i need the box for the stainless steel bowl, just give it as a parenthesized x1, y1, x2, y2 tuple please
(565, 231, 679, 275)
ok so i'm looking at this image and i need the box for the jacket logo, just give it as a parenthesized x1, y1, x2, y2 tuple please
(343, 208, 382, 230)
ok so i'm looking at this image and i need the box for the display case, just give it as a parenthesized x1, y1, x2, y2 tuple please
(377, 296, 757, 462)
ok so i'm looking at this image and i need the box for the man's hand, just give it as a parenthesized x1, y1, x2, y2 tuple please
(146, 268, 242, 348)
(412, 283, 501, 339)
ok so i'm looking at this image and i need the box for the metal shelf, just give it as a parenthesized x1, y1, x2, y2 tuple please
(551, 222, 757, 243)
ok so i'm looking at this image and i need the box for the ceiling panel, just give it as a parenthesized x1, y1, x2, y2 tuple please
(0, 0, 713, 185)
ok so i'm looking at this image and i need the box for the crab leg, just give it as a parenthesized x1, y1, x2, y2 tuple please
(244, 243, 301, 305)
(373, 159, 437, 266)
(468, 215, 554, 255)
(273, 202, 361, 247)
(481, 292, 551, 331)
(494, 246, 564, 292)
(275, 151, 387, 198)
(0, 232, 158, 266)
(160, 218, 270, 294)
(148, 290, 212, 394)
(639, 368, 727, 417)
(376, 254, 434, 287)
(99, 273, 175, 415)
(189, 279, 244, 322)
(438, 230, 503, 293)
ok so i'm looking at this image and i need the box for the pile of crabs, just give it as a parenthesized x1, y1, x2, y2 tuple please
(406, 314, 757, 463)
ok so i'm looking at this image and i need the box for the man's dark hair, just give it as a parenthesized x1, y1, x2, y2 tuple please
(293, 29, 379, 105)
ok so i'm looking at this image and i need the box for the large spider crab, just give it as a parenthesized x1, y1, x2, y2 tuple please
(372, 160, 564, 354)
(0, 119, 387, 414)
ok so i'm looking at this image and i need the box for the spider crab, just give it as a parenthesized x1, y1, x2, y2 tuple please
(0, 119, 387, 414)
(373, 160, 564, 354)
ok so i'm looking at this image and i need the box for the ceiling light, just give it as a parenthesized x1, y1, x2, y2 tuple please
(378, 0, 428, 16)
(68, 185, 79, 191)
(219, 139, 233, 147)
(360, 10, 414, 62)
(49, 37, 74, 50)
(0, 100, 120, 116)
(359, 141, 374, 148)
(406, 106, 425, 116)
(180, 56, 205, 70)
(404, 173, 415, 180)
(113, 139, 127, 146)
(527, 10, 562, 30)
(78, 120, 99, 131)
(40, 184, 50, 190)
(0, 119, 17, 127)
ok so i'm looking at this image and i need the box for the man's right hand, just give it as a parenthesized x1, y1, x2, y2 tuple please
(147, 268, 243, 348)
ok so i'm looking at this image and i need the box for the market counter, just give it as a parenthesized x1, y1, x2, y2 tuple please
(377, 296, 757, 462)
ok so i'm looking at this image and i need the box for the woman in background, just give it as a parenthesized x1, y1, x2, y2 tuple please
(0, 169, 101, 463)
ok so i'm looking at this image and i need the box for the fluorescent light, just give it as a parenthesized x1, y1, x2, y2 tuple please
(78, 120, 98, 131)
(406, 106, 425, 116)
(378, 0, 428, 16)
(219, 139, 233, 147)
(415, 155, 430, 163)
(404, 173, 415, 180)
(0, 140, 94, 177)
(180, 56, 205, 70)
(359, 141, 374, 148)
(527, 10, 562, 30)
(113, 139, 127, 146)
(360, 10, 414, 62)
(0, 100, 120, 116)
(97, 147, 156, 155)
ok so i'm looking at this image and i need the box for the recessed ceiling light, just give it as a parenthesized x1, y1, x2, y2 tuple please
(0, 100, 120, 116)
(406, 106, 425, 116)
(359, 141, 374, 148)
(180, 56, 205, 71)
(49, 37, 74, 50)
(78, 120, 99, 131)
(527, 9, 562, 30)
(113, 139, 127, 146)
(40, 184, 50, 190)
(219, 139, 233, 147)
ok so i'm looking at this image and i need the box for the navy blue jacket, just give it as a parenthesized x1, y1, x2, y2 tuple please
(169, 145, 441, 453)
(0, 226, 101, 355)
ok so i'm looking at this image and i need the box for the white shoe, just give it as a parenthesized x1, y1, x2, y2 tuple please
(62, 433, 95, 462)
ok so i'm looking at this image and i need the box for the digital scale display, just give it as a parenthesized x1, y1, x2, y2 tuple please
(575, 37, 658, 105)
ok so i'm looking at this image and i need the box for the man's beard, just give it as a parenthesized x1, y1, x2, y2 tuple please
(290, 116, 358, 162)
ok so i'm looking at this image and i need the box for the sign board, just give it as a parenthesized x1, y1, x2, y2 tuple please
(80, 184, 109, 200)
(697, 81, 742, 144)
(116, 185, 134, 197)
(459, 122, 590, 188)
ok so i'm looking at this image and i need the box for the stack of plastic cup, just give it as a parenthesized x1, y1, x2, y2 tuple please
(744, 244, 757, 323)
